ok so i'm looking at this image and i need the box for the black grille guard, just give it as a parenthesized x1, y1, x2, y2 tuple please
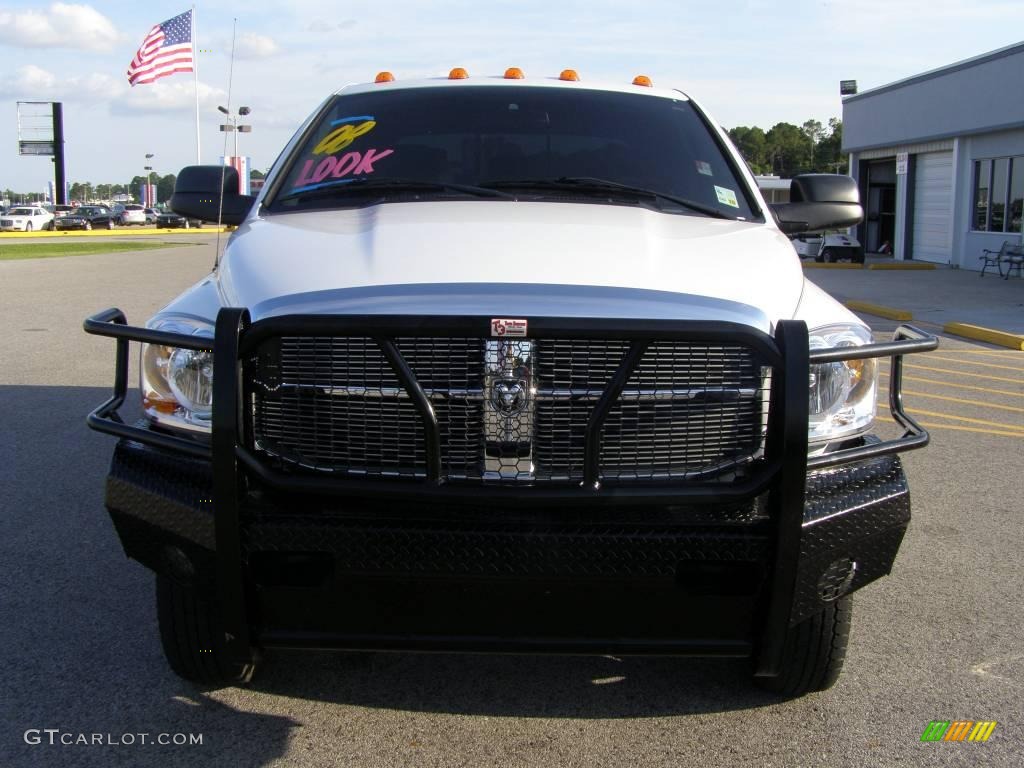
(84, 308, 937, 676)
(84, 307, 937, 496)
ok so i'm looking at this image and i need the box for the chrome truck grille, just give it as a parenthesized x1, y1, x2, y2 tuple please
(249, 335, 770, 485)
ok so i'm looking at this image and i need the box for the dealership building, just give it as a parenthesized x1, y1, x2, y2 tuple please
(842, 42, 1024, 269)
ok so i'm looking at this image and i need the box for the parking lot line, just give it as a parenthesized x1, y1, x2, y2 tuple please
(899, 363, 1024, 384)
(917, 356, 1024, 372)
(915, 421, 1024, 438)
(900, 389, 1024, 413)
(955, 350, 1024, 358)
(879, 371, 1023, 398)
(905, 408, 1024, 432)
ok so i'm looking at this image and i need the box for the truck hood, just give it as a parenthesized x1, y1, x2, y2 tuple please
(218, 201, 803, 330)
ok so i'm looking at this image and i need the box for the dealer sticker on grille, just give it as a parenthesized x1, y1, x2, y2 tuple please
(491, 318, 528, 337)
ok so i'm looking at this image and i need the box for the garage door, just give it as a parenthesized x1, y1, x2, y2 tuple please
(912, 151, 953, 263)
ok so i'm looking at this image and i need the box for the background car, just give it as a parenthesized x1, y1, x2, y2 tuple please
(155, 211, 202, 229)
(52, 204, 76, 221)
(144, 208, 159, 224)
(0, 206, 54, 232)
(55, 206, 119, 231)
(119, 204, 148, 226)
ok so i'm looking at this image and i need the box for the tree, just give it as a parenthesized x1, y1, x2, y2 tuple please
(815, 118, 846, 174)
(801, 119, 825, 168)
(765, 122, 812, 177)
(728, 116, 846, 177)
(71, 182, 95, 202)
(250, 168, 266, 180)
(156, 173, 177, 204)
(128, 175, 148, 201)
(727, 126, 769, 174)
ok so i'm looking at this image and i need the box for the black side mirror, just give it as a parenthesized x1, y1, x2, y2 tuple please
(170, 165, 256, 226)
(770, 174, 863, 235)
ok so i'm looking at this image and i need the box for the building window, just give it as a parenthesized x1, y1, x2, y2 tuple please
(973, 156, 1024, 233)
(1010, 158, 1023, 234)
(974, 160, 990, 230)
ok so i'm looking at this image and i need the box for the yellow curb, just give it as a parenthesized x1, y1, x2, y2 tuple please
(943, 322, 1024, 351)
(801, 262, 863, 269)
(0, 227, 229, 238)
(867, 262, 937, 270)
(844, 300, 913, 321)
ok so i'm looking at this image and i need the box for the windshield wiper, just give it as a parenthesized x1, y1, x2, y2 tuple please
(277, 177, 513, 203)
(481, 176, 731, 219)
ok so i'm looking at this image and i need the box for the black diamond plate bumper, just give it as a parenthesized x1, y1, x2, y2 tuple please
(105, 435, 910, 651)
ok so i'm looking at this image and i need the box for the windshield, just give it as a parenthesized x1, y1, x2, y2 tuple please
(269, 86, 757, 220)
(10, 208, 34, 215)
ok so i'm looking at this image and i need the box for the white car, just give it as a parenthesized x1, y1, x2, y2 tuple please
(119, 204, 148, 226)
(0, 206, 54, 232)
(85, 71, 937, 697)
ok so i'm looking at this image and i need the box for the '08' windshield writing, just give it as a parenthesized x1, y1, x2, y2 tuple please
(292, 115, 395, 191)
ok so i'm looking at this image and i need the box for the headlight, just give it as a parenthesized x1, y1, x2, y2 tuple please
(141, 316, 214, 434)
(808, 324, 877, 443)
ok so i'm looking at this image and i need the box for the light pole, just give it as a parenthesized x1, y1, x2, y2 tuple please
(144, 153, 154, 207)
(218, 105, 252, 192)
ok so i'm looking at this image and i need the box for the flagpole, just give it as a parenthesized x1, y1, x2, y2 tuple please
(214, 18, 237, 271)
(192, 4, 200, 163)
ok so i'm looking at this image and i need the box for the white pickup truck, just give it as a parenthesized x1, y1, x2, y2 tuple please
(85, 69, 936, 697)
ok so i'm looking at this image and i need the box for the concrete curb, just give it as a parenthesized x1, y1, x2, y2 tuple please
(802, 263, 862, 270)
(843, 300, 913, 321)
(867, 262, 937, 271)
(942, 322, 1024, 351)
(843, 301, 1024, 350)
(0, 227, 230, 238)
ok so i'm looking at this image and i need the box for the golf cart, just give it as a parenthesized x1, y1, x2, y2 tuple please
(792, 231, 864, 263)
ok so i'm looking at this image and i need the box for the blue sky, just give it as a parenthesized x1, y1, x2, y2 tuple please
(1, 0, 1021, 193)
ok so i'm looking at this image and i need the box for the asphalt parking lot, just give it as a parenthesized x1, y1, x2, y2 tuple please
(1, 236, 1022, 767)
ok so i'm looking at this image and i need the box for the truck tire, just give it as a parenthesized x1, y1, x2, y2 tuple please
(756, 595, 852, 697)
(156, 575, 259, 686)
(822, 248, 837, 263)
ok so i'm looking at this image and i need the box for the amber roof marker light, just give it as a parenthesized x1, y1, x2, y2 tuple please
(449, 67, 469, 80)
(504, 67, 525, 79)
(559, 69, 580, 81)
(632, 75, 653, 87)
(374, 71, 395, 83)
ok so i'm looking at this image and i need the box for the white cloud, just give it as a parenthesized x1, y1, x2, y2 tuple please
(235, 32, 281, 59)
(114, 80, 228, 115)
(0, 63, 122, 100)
(0, 3, 119, 52)
(304, 18, 357, 33)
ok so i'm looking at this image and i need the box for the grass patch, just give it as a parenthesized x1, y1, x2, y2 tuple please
(0, 241, 187, 261)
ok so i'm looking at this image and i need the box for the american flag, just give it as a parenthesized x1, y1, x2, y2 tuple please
(126, 10, 194, 86)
